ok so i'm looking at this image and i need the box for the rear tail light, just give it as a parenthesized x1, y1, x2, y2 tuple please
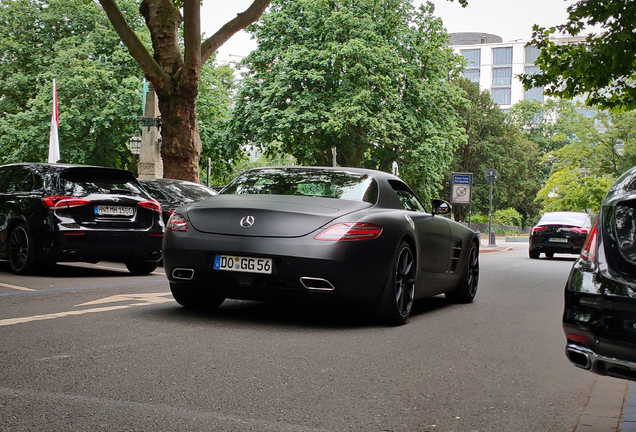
(167, 213, 188, 232)
(580, 218, 598, 262)
(566, 333, 589, 344)
(570, 227, 589, 234)
(139, 200, 162, 213)
(315, 223, 383, 241)
(532, 226, 548, 233)
(42, 196, 91, 209)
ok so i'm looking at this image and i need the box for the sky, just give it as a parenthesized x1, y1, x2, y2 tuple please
(200, 0, 578, 65)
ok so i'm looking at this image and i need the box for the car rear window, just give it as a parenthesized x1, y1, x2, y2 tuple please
(538, 212, 590, 227)
(221, 168, 378, 203)
(615, 202, 636, 265)
(59, 169, 144, 197)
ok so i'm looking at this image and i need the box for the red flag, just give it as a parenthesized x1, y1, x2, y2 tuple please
(48, 79, 60, 163)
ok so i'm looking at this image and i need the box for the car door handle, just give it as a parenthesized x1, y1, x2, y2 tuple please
(6, 201, 15, 206)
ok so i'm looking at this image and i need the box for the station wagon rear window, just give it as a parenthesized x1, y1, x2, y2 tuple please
(222, 168, 378, 203)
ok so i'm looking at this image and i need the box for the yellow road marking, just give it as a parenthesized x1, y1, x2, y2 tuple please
(0, 282, 36, 292)
(0, 292, 173, 327)
(76, 293, 172, 306)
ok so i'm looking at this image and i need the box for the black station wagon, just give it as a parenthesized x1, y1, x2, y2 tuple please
(0, 163, 164, 275)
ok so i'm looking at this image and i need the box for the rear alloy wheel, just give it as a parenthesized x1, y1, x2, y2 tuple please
(376, 241, 416, 326)
(125, 260, 158, 275)
(446, 245, 479, 304)
(529, 250, 540, 259)
(8, 223, 37, 275)
(545, 252, 554, 258)
(170, 282, 225, 310)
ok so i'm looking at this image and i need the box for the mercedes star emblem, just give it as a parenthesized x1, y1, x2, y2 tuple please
(240, 215, 255, 228)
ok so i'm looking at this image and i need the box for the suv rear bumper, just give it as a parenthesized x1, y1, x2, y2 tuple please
(42, 231, 163, 264)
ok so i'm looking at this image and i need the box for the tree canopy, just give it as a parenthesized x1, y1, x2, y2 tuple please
(533, 109, 636, 214)
(228, 0, 467, 203)
(522, 0, 636, 110)
(447, 78, 542, 223)
(0, 0, 148, 168)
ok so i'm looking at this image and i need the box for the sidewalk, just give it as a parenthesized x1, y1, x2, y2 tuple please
(479, 236, 518, 253)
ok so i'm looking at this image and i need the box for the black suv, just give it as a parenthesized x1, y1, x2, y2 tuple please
(563, 165, 636, 381)
(0, 163, 164, 275)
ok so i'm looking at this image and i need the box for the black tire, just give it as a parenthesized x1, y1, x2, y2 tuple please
(8, 223, 37, 275)
(125, 260, 158, 275)
(545, 252, 554, 258)
(375, 240, 416, 326)
(170, 282, 225, 310)
(529, 250, 540, 259)
(446, 244, 479, 304)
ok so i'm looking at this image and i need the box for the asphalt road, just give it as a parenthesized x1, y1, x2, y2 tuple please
(0, 246, 599, 431)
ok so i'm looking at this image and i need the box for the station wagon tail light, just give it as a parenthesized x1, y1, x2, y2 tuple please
(166, 213, 188, 232)
(315, 223, 383, 241)
(42, 196, 91, 209)
(138, 200, 162, 213)
(532, 226, 548, 233)
(580, 219, 598, 262)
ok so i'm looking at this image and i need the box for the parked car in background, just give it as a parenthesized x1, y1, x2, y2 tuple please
(163, 166, 480, 325)
(563, 166, 636, 381)
(529, 211, 592, 259)
(139, 178, 217, 225)
(0, 163, 163, 275)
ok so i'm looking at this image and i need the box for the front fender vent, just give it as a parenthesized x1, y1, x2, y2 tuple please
(450, 240, 463, 273)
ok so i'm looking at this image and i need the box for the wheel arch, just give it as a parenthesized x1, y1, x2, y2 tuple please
(2, 215, 29, 256)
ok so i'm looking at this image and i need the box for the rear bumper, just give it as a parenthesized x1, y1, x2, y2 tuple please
(529, 238, 582, 254)
(565, 343, 636, 381)
(563, 260, 636, 380)
(163, 230, 396, 303)
(41, 230, 163, 264)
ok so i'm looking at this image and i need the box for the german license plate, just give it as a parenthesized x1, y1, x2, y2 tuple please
(214, 255, 272, 274)
(96, 205, 134, 216)
(548, 237, 568, 243)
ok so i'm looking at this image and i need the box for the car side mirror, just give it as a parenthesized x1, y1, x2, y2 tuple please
(431, 199, 451, 216)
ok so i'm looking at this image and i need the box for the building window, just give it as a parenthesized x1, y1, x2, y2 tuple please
(461, 49, 480, 68)
(492, 68, 512, 86)
(525, 46, 541, 64)
(492, 47, 512, 65)
(463, 69, 480, 83)
(523, 66, 544, 101)
(524, 87, 544, 102)
(491, 88, 511, 105)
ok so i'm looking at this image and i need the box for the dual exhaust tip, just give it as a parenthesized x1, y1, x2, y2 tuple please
(170, 268, 335, 291)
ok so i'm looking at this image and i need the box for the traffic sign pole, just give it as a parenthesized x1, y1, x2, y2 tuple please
(484, 168, 499, 247)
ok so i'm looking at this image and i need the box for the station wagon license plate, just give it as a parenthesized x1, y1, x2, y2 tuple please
(548, 237, 568, 243)
(214, 255, 272, 274)
(96, 205, 134, 216)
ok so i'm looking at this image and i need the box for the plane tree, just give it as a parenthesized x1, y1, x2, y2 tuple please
(227, 0, 467, 203)
(97, 0, 271, 181)
(522, 0, 636, 110)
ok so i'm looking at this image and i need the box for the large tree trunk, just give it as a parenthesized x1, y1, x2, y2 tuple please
(157, 86, 202, 181)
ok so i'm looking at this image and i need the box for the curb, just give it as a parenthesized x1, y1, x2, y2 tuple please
(479, 246, 513, 254)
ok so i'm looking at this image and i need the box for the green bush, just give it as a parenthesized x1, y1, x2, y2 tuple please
(469, 208, 523, 227)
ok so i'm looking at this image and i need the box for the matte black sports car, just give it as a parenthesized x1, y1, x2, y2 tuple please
(0, 163, 163, 275)
(563, 166, 636, 380)
(529, 211, 591, 259)
(163, 166, 480, 325)
(139, 178, 217, 225)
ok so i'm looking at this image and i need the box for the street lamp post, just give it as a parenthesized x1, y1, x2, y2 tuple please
(129, 131, 142, 176)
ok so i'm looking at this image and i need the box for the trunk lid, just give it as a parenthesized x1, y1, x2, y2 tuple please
(186, 195, 372, 237)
